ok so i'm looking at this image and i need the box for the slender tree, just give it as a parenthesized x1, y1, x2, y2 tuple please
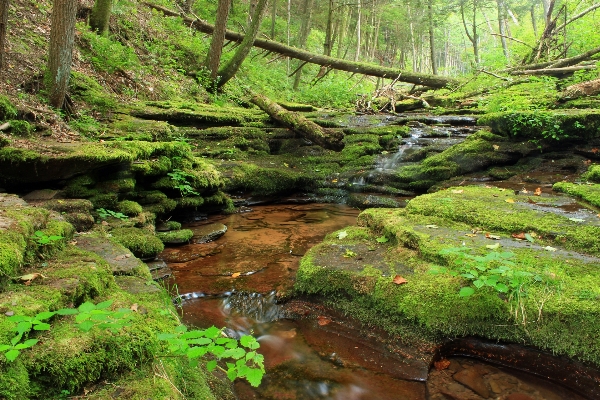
(496, 0, 509, 61)
(460, 0, 481, 65)
(0, 0, 8, 72)
(293, 0, 314, 89)
(205, 0, 232, 83)
(217, 0, 268, 88)
(90, 0, 113, 35)
(47, 0, 77, 109)
(427, 0, 437, 74)
(270, 0, 276, 39)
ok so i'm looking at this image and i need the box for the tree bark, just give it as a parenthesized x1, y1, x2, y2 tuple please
(354, 0, 361, 62)
(48, 0, 77, 109)
(511, 65, 597, 76)
(0, 0, 8, 72)
(217, 0, 268, 89)
(293, 0, 313, 89)
(461, 0, 480, 65)
(496, 0, 509, 61)
(205, 0, 231, 81)
(90, 0, 113, 35)
(145, 2, 458, 88)
(248, 90, 344, 151)
(270, 0, 276, 39)
(428, 0, 437, 75)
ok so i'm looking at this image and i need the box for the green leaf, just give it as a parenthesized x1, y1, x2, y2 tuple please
(495, 283, 509, 293)
(206, 360, 218, 372)
(77, 320, 95, 332)
(157, 333, 176, 340)
(34, 311, 56, 321)
(240, 335, 259, 349)
(376, 235, 389, 243)
(78, 302, 96, 313)
(15, 339, 39, 350)
(186, 346, 207, 359)
(75, 313, 91, 323)
(459, 287, 475, 297)
(95, 300, 113, 310)
(245, 368, 264, 387)
(226, 367, 238, 381)
(187, 338, 213, 346)
(203, 326, 221, 339)
(4, 349, 19, 362)
(90, 314, 110, 322)
(223, 347, 246, 360)
(55, 308, 79, 315)
(0, 345, 11, 352)
(16, 321, 32, 335)
(33, 323, 51, 331)
(181, 330, 207, 339)
(473, 279, 484, 289)
(175, 325, 188, 333)
(524, 233, 534, 243)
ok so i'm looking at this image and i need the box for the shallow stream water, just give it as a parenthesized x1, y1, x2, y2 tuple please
(160, 203, 590, 400)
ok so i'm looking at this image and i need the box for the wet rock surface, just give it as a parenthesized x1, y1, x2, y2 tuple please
(190, 222, 228, 243)
(75, 235, 150, 278)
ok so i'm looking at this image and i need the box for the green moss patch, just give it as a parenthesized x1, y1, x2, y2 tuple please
(296, 186, 600, 366)
(156, 229, 193, 244)
(110, 227, 164, 259)
(553, 182, 600, 207)
(583, 164, 600, 183)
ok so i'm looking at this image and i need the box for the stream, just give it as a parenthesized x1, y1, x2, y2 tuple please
(157, 119, 593, 399)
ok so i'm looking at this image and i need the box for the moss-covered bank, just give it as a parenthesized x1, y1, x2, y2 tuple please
(295, 185, 600, 366)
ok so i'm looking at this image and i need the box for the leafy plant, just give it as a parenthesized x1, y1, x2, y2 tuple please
(97, 208, 129, 221)
(167, 169, 199, 197)
(429, 247, 557, 324)
(32, 231, 64, 245)
(158, 325, 265, 387)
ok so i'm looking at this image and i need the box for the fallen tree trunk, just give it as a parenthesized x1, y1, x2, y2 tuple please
(247, 90, 344, 151)
(510, 65, 597, 76)
(144, 3, 457, 89)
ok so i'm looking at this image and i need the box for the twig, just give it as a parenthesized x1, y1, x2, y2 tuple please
(490, 33, 534, 49)
(477, 69, 512, 81)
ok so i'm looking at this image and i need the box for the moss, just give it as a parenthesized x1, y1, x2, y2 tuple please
(552, 182, 600, 207)
(96, 178, 136, 194)
(8, 120, 34, 137)
(70, 71, 117, 111)
(227, 163, 309, 195)
(64, 175, 97, 198)
(110, 227, 164, 259)
(42, 199, 94, 214)
(582, 164, 600, 183)
(176, 195, 204, 208)
(159, 221, 181, 231)
(130, 156, 172, 176)
(116, 200, 143, 217)
(89, 193, 119, 210)
(296, 196, 600, 365)
(479, 110, 600, 141)
(156, 229, 193, 244)
(0, 95, 17, 121)
(0, 360, 30, 399)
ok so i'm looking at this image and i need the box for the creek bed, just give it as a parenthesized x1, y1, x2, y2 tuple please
(159, 203, 590, 399)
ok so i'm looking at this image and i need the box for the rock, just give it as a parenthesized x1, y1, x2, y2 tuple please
(76, 236, 151, 278)
(115, 276, 161, 294)
(146, 259, 168, 272)
(156, 220, 182, 232)
(504, 394, 534, 400)
(453, 367, 491, 398)
(147, 259, 173, 281)
(22, 189, 60, 201)
(156, 229, 194, 244)
(191, 223, 227, 243)
(64, 212, 95, 232)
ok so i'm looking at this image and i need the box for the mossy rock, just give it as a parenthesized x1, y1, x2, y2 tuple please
(582, 164, 600, 183)
(227, 163, 309, 196)
(0, 134, 9, 148)
(116, 200, 143, 217)
(108, 115, 177, 141)
(478, 110, 600, 141)
(156, 229, 193, 244)
(7, 120, 34, 137)
(96, 178, 136, 194)
(70, 71, 117, 111)
(156, 220, 181, 231)
(110, 227, 164, 259)
(553, 182, 600, 207)
(89, 193, 119, 210)
(296, 186, 600, 366)
(42, 199, 94, 214)
(130, 155, 172, 176)
(277, 102, 317, 112)
(64, 212, 95, 232)
(0, 95, 17, 120)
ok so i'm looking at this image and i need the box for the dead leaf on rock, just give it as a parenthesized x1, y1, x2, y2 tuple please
(521, 188, 529, 194)
(317, 316, 332, 326)
(279, 329, 297, 339)
(130, 303, 139, 312)
(485, 233, 501, 240)
(492, 145, 500, 151)
(231, 272, 241, 278)
(505, 198, 515, 203)
(512, 232, 526, 240)
(451, 189, 464, 194)
(465, 233, 477, 237)
(534, 187, 542, 196)
(14, 273, 46, 284)
(592, 148, 599, 154)
(425, 225, 439, 229)
(393, 275, 408, 285)
(115, 254, 131, 261)
(434, 359, 451, 370)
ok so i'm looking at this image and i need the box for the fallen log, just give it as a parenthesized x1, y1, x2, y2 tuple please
(561, 78, 600, 100)
(510, 65, 597, 76)
(247, 90, 344, 151)
(144, 2, 457, 89)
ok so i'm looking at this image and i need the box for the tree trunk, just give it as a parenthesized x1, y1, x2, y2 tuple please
(428, 0, 437, 75)
(0, 0, 8, 72)
(354, 0, 361, 62)
(205, 0, 231, 82)
(530, 4, 537, 38)
(217, 0, 268, 89)
(145, 2, 458, 88)
(496, 0, 509, 61)
(292, 0, 313, 89)
(336, 4, 349, 59)
(460, 0, 480, 65)
(248, 90, 344, 151)
(270, 0, 276, 39)
(48, 0, 77, 109)
(511, 65, 597, 76)
(90, 0, 113, 34)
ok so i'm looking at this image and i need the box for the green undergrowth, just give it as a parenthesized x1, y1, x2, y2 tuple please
(583, 164, 600, 183)
(295, 186, 600, 366)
